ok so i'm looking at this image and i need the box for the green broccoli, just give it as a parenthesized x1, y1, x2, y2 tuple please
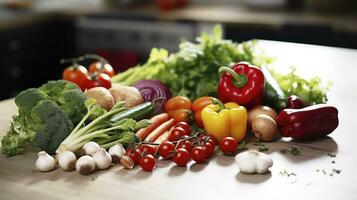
(1, 80, 87, 157)
(1, 115, 37, 157)
(39, 80, 87, 124)
(15, 88, 48, 116)
(32, 100, 74, 155)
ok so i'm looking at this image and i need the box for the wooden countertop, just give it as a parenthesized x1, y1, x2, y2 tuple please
(1, 40, 357, 200)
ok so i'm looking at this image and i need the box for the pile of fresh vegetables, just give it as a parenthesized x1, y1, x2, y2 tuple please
(1, 25, 339, 176)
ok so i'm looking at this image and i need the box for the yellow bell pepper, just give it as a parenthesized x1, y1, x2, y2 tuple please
(201, 99, 247, 142)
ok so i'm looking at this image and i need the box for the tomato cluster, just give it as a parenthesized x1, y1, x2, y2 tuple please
(62, 56, 115, 91)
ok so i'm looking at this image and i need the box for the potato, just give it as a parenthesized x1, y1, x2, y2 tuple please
(85, 87, 115, 111)
(109, 84, 144, 108)
(248, 106, 277, 126)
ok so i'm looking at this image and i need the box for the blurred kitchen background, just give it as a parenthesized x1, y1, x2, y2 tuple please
(0, 0, 356, 100)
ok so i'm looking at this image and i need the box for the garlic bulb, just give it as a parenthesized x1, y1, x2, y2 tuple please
(93, 148, 112, 169)
(36, 151, 56, 172)
(108, 143, 126, 163)
(76, 155, 95, 175)
(81, 141, 100, 156)
(235, 150, 273, 174)
(58, 151, 77, 171)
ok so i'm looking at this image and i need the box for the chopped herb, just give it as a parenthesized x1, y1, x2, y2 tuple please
(322, 169, 327, 175)
(327, 153, 336, 158)
(329, 173, 334, 177)
(252, 139, 265, 147)
(316, 169, 320, 172)
(259, 147, 269, 152)
(332, 169, 341, 174)
(238, 140, 247, 151)
(279, 170, 296, 177)
(290, 147, 300, 156)
(331, 161, 335, 164)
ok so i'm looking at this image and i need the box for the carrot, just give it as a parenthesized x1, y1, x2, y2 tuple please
(144, 118, 175, 142)
(136, 113, 170, 140)
(154, 130, 170, 144)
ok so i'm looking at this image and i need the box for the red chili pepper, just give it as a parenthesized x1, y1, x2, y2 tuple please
(217, 62, 265, 108)
(287, 95, 305, 109)
(276, 104, 339, 140)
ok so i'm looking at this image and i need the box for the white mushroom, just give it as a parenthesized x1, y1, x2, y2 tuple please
(235, 150, 273, 174)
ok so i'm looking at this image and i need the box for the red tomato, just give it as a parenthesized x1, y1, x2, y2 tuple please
(220, 137, 238, 155)
(173, 148, 191, 167)
(138, 144, 156, 156)
(89, 62, 115, 77)
(168, 127, 186, 142)
(62, 65, 88, 87)
(128, 148, 142, 165)
(164, 96, 192, 112)
(158, 141, 175, 159)
(140, 154, 156, 172)
(176, 140, 193, 153)
(191, 146, 206, 163)
(192, 96, 214, 127)
(207, 135, 218, 146)
(167, 109, 191, 123)
(81, 73, 112, 91)
(174, 122, 191, 134)
(204, 142, 215, 158)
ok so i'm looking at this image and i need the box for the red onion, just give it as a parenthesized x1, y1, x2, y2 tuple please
(133, 80, 172, 105)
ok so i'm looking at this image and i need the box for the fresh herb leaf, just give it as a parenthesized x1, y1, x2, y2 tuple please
(252, 139, 266, 147)
(259, 147, 269, 152)
(238, 140, 247, 151)
(290, 147, 300, 156)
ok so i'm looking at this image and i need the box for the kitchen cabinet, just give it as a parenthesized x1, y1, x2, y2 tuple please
(0, 20, 74, 100)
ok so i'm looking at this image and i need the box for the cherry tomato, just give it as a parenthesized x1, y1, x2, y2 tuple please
(81, 73, 112, 91)
(191, 146, 206, 163)
(220, 137, 238, 155)
(62, 65, 88, 87)
(207, 135, 218, 146)
(204, 142, 215, 158)
(140, 154, 156, 172)
(192, 96, 214, 127)
(173, 148, 191, 167)
(192, 96, 214, 111)
(174, 122, 191, 134)
(89, 62, 115, 77)
(177, 140, 193, 153)
(128, 148, 142, 165)
(97, 73, 112, 89)
(164, 96, 192, 112)
(158, 141, 175, 159)
(138, 144, 156, 155)
(167, 109, 190, 123)
(168, 127, 186, 142)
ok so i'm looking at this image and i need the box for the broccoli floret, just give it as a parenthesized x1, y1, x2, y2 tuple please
(14, 88, 47, 116)
(1, 115, 36, 157)
(58, 89, 87, 124)
(32, 100, 74, 155)
(39, 80, 80, 97)
(38, 80, 87, 124)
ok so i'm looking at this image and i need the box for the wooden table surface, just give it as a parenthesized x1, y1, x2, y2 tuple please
(0, 41, 356, 200)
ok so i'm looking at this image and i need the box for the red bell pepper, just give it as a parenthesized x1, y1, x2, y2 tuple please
(276, 104, 339, 139)
(287, 95, 305, 109)
(217, 62, 265, 108)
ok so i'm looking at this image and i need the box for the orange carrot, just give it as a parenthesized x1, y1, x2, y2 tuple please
(136, 113, 170, 140)
(145, 119, 175, 142)
(154, 130, 170, 144)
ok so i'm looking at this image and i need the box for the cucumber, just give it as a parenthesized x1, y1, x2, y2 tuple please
(109, 102, 155, 123)
(261, 65, 287, 111)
